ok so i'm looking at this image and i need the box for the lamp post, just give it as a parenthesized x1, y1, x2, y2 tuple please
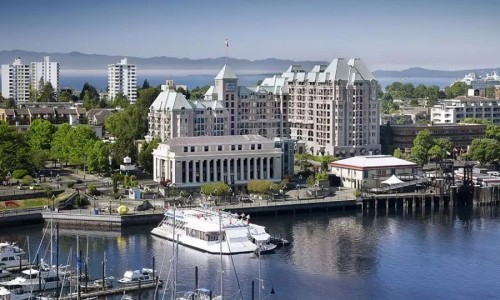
(52, 194, 55, 211)
(297, 184, 301, 200)
(6, 172, 11, 185)
(108, 155, 112, 175)
(82, 155, 87, 180)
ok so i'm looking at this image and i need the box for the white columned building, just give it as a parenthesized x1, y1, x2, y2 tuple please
(152, 135, 283, 189)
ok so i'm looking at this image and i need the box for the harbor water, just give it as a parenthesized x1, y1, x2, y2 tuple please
(1, 206, 500, 299)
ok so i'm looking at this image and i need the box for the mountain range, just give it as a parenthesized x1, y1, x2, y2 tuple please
(0, 50, 498, 78)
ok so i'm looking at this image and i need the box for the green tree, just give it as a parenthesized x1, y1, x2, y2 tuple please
(26, 120, 56, 169)
(190, 85, 210, 100)
(469, 138, 500, 165)
(393, 148, 402, 158)
(59, 89, 75, 102)
(79, 82, 99, 100)
(142, 79, 150, 89)
(38, 82, 55, 102)
(86, 140, 110, 173)
(68, 125, 98, 167)
(83, 90, 100, 110)
(50, 123, 73, 165)
(409, 99, 420, 107)
(176, 87, 191, 99)
(485, 87, 496, 98)
(414, 84, 428, 99)
(138, 137, 161, 173)
(410, 130, 433, 166)
(0, 123, 32, 175)
(445, 82, 469, 98)
(111, 92, 130, 108)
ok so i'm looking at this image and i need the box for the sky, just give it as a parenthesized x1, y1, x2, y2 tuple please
(1, 0, 500, 70)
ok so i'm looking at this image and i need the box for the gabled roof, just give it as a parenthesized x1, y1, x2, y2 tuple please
(214, 65, 238, 80)
(150, 90, 194, 111)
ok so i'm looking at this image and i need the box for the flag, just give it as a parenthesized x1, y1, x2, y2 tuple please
(225, 38, 229, 47)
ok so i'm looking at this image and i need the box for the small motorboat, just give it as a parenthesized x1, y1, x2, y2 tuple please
(269, 235, 290, 248)
(0, 267, 11, 279)
(117, 268, 154, 285)
(254, 243, 277, 256)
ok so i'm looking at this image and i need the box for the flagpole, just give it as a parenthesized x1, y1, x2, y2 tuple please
(225, 38, 229, 65)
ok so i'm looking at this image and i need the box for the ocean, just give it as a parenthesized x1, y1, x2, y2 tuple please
(58, 75, 456, 92)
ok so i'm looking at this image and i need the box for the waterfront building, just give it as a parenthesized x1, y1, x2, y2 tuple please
(330, 155, 418, 189)
(107, 58, 137, 103)
(455, 71, 500, 89)
(431, 91, 500, 124)
(1, 58, 31, 104)
(261, 58, 381, 157)
(380, 123, 486, 155)
(152, 135, 282, 190)
(30, 56, 60, 100)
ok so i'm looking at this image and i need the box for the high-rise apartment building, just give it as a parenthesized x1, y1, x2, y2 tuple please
(1, 58, 31, 104)
(107, 58, 137, 103)
(149, 58, 380, 158)
(31, 56, 60, 100)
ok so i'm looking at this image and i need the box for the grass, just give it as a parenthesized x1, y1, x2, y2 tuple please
(0, 191, 74, 211)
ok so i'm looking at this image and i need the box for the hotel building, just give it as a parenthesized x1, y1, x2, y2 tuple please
(261, 58, 380, 157)
(1, 58, 31, 104)
(108, 58, 137, 103)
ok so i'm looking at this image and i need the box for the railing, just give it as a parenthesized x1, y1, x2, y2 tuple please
(369, 177, 431, 193)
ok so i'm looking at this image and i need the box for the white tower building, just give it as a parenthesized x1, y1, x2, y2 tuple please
(31, 56, 60, 100)
(107, 58, 137, 103)
(1, 58, 31, 104)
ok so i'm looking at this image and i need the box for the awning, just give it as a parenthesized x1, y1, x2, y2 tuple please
(380, 174, 404, 186)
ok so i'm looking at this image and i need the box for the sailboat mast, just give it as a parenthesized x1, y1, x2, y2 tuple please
(219, 210, 223, 300)
(170, 207, 176, 300)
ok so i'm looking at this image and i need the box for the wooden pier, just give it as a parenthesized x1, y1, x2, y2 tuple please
(360, 192, 451, 213)
(58, 280, 163, 299)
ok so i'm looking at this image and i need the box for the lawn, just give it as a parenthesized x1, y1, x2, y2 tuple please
(0, 190, 74, 211)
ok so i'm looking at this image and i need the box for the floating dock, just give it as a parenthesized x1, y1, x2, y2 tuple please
(58, 280, 163, 299)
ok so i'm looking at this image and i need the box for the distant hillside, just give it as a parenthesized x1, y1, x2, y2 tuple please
(373, 67, 500, 78)
(0, 50, 326, 74)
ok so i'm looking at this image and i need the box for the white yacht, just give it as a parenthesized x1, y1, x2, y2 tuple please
(151, 208, 275, 254)
(0, 265, 61, 293)
(0, 287, 10, 300)
(0, 243, 27, 269)
(117, 268, 154, 286)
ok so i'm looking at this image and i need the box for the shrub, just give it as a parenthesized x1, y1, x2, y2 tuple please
(306, 175, 315, 187)
(12, 169, 29, 179)
(247, 180, 273, 194)
(201, 182, 230, 196)
(21, 175, 33, 186)
(315, 172, 329, 181)
(353, 189, 362, 197)
(129, 175, 138, 187)
(88, 184, 98, 196)
(67, 181, 75, 188)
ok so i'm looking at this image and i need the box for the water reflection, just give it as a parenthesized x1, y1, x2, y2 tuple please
(1, 205, 499, 299)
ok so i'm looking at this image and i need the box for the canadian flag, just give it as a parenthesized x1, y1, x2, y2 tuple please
(225, 38, 229, 47)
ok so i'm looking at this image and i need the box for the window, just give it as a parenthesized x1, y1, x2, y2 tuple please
(231, 145, 236, 151)
(183, 147, 188, 152)
(238, 145, 242, 150)
(218, 145, 223, 151)
(251, 144, 255, 150)
(190, 146, 195, 152)
(257, 144, 262, 150)
(204, 146, 209, 152)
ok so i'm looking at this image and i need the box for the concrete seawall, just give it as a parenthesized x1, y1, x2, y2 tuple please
(0, 212, 43, 228)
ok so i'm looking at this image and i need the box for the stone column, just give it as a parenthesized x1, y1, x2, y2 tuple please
(205, 160, 210, 182)
(260, 157, 264, 179)
(191, 160, 196, 183)
(266, 157, 271, 179)
(247, 158, 251, 180)
(153, 158, 157, 181)
(239, 158, 244, 181)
